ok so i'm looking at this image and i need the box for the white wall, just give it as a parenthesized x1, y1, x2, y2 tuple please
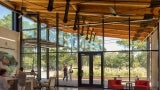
(0, 26, 20, 65)
(151, 30, 158, 89)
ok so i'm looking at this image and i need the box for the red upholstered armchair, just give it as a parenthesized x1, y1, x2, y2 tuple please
(134, 80, 150, 90)
(108, 80, 124, 90)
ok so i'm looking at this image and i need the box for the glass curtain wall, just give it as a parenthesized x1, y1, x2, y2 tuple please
(1, 2, 158, 89)
(49, 53, 56, 77)
(104, 40, 148, 79)
(104, 37, 129, 81)
(58, 52, 78, 86)
(57, 28, 103, 86)
(19, 12, 159, 89)
(40, 26, 47, 79)
(103, 20, 158, 90)
(49, 29, 57, 78)
(0, 4, 12, 30)
(130, 40, 148, 81)
(79, 35, 103, 52)
(57, 31, 78, 86)
(41, 49, 47, 79)
(21, 17, 37, 73)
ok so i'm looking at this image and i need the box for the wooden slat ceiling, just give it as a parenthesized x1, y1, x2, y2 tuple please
(2, 0, 160, 40)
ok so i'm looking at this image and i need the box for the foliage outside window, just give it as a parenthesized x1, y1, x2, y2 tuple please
(0, 5, 12, 30)
(104, 38, 148, 79)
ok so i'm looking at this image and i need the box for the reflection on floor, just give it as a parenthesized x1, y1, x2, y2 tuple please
(40, 78, 109, 90)
(58, 78, 108, 88)
(41, 87, 109, 90)
(59, 78, 78, 87)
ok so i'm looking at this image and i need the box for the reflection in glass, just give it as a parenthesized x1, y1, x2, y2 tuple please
(93, 55, 101, 85)
(81, 55, 89, 84)
(41, 49, 47, 79)
(58, 53, 78, 86)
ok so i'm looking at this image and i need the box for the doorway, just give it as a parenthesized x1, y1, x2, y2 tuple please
(78, 52, 104, 88)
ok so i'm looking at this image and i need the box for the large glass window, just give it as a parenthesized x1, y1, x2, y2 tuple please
(103, 33, 150, 87)
(22, 53, 37, 72)
(0, 4, 12, 30)
(49, 53, 56, 77)
(22, 16, 38, 73)
(22, 17, 37, 39)
(49, 29, 56, 42)
(59, 32, 78, 52)
(22, 17, 37, 30)
(79, 35, 103, 51)
(41, 29, 47, 40)
(58, 52, 78, 86)
(19, 12, 158, 89)
(41, 49, 47, 79)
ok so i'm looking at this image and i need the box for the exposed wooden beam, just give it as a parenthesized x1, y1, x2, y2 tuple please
(0, 1, 16, 9)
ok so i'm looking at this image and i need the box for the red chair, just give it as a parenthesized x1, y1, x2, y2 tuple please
(134, 80, 150, 90)
(108, 80, 124, 90)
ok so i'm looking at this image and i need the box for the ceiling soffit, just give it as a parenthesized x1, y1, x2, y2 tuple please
(2, 0, 160, 40)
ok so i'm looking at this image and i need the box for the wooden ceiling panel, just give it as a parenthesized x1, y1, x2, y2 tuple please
(3, 0, 159, 40)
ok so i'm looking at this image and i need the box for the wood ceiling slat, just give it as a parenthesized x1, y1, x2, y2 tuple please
(79, 4, 152, 15)
(60, 28, 146, 40)
(9, 0, 82, 4)
(61, 27, 150, 37)
(4, 0, 157, 40)
(0, 1, 15, 9)
(80, 1, 150, 7)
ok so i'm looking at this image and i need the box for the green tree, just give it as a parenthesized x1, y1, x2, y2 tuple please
(105, 52, 129, 68)
(117, 40, 146, 68)
(116, 40, 146, 50)
(0, 14, 12, 29)
(105, 39, 147, 69)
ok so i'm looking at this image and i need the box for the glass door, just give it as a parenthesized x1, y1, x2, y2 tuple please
(78, 52, 104, 88)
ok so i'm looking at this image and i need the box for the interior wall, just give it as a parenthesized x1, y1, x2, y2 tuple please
(0, 26, 20, 67)
(151, 30, 158, 89)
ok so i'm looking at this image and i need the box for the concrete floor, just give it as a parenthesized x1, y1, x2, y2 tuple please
(41, 87, 109, 90)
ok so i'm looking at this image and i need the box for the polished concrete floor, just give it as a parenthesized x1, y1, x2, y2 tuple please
(42, 87, 109, 90)
(58, 78, 108, 88)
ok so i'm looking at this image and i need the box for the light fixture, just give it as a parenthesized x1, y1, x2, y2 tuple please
(73, 5, 80, 30)
(63, 0, 70, 23)
(108, 0, 117, 16)
(85, 26, 89, 40)
(93, 33, 96, 41)
(89, 28, 94, 43)
(18, 0, 25, 18)
(80, 16, 86, 36)
(18, 15, 23, 19)
(47, 0, 54, 11)
(108, 7, 117, 16)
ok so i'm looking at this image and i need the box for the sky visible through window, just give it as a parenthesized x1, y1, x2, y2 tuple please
(104, 37, 124, 51)
(0, 4, 123, 51)
(0, 5, 11, 19)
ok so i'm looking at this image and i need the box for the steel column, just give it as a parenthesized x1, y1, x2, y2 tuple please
(37, 14, 41, 81)
(102, 15, 104, 87)
(46, 27, 49, 79)
(158, 17, 160, 90)
(77, 14, 80, 52)
(56, 13, 59, 86)
(128, 16, 131, 89)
